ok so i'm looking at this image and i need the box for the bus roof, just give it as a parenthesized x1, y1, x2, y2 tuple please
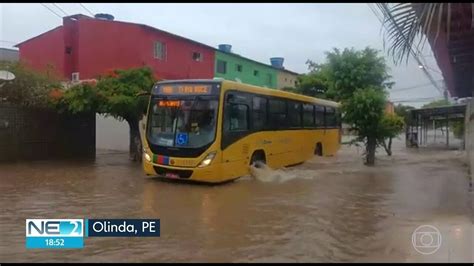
(153, 79, 340, 108)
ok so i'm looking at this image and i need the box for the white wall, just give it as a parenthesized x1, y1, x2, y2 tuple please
(95, 114, 129, 151)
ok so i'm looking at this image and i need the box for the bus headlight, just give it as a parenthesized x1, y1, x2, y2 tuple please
(198, 151, 216, 168)
(144, 153, 151, 162)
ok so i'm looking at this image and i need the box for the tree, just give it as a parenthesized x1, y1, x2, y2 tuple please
(292, 47, 395, 165)
(343, 88, 387, 165)
(394, 103, 415, 124)
(321, 47, 394, 101)
(376, 3, 458, 65)
(96, 67, 154, 161)
(56, 67, 155, 162)
(281, 60, 329, 98)
(0, 61, 62, 108)
(54, 83, 102, 114)
(292, 73, 328, 98)
(422, 99, 450, 108)
(319, 47, 393, 165)
(378, 113, 405, 156)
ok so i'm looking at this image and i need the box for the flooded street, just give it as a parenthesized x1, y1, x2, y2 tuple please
(0, 138, 472, 262)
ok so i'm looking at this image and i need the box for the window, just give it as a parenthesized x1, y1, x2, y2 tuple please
(65, 46, 72, 54)
(303, 104, 315, 128)
(217, 60, 227, 74)
(192, 52, 203, 62)
(154, 41, 166, 60)
(269, 99, 287, 129)
(228, 104, 248, 131)
(267, 73, 272, 86)
(236, 64, 243, 72)
(252, 97, 267, 130)
(325, 107, 337, 127)
(289, 102, 302, 128)
(315, 105, 325, 127)
(254, 70, 259, 76)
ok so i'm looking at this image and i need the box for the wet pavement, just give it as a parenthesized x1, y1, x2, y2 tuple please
(0, 138, 472, 262)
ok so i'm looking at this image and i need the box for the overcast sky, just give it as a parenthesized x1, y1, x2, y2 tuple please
(1, 3, 445, 107)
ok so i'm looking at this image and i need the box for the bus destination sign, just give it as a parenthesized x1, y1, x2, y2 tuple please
(156, 84, 216, 95)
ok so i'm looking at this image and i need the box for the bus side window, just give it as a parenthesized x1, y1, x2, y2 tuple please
(303, 103, 314, 128)
(252, 96, 267, 131)
(225, 92, 249, 132)
(326, 107, 336, 128)
(269, 99, 287, 129)
(289, 101, 302, 128)
(315, 105, 325, 128)
(229, 104, 249, 131)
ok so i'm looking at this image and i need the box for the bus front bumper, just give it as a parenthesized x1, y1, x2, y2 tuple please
(143, 159, 223, 183)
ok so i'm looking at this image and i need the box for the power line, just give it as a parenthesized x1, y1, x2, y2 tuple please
(52, 3, 68, 16)
(391, 96, 443, 103)
(79, 3, 94, 16)
(376, 3, 445, 96)
(40, 3, 62, 19)
(0, 40, 17, 44)
(390, 80, 443, 92)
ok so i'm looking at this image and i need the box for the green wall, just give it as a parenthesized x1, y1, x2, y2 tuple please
(214, 51, 278, 89)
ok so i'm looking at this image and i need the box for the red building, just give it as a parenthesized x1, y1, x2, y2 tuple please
(15, 14, 216, 81)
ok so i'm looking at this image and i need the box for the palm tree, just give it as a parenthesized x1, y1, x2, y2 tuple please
(376, 3, 472, 65)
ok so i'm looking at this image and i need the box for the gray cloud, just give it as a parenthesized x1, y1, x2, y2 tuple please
(1, 3, 445, 107)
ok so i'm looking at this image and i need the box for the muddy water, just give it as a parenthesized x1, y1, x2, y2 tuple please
(0, 139, 472, 262)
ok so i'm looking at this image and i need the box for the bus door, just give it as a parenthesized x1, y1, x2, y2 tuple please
(221, 91, 252, 176)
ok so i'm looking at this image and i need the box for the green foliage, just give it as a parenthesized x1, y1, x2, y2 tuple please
(289, 47, 392, 103)
(95, 67, 154, 121)
(379, 113, 405, 139)
(295, 47, 395, 164)
(0, 61, 62, 108)
(394, 103, 415, 124)
(292, 72, 329, 98)
(342, 88, 387, 140)
(320, 47, 393, 101)
(422, 99, 451, 108)
(57, 83, 102, 114)
(59, 67, 155, 121)
(55, 67, 155, 161)
(452, 120, 464, 139)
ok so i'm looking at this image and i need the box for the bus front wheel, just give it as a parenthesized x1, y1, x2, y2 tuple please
(250, 151, 266, 168)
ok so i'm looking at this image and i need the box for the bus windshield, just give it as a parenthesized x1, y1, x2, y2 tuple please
(147, 96, 219, 148)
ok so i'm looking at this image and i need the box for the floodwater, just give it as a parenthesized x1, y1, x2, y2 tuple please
(0, 138, 472, 262)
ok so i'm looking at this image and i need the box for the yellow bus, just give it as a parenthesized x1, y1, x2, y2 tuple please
(142, 79, 341, 183)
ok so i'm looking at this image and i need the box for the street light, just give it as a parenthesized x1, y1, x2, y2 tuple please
(418, 64, 442, 75)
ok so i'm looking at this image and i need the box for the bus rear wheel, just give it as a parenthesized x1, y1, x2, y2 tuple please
(250, 151, 266, 168)
(315, 143, 323, 156)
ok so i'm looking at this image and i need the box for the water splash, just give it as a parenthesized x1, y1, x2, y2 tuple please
(249, 162, 299, 183)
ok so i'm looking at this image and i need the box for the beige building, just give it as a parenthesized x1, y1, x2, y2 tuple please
(385, 101, 395, 114)
(276, 69, 299, 89)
